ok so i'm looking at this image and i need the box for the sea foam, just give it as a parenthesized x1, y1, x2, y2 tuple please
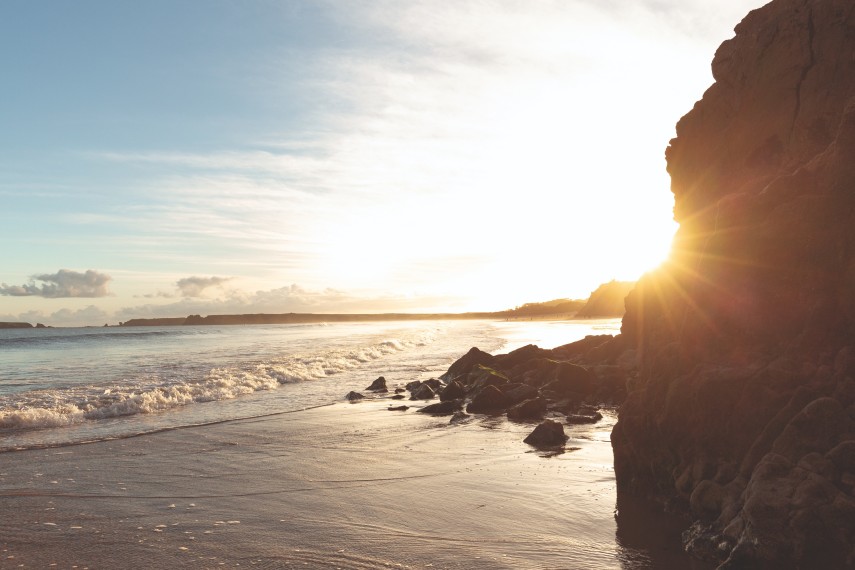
(0, 330, 435, 431)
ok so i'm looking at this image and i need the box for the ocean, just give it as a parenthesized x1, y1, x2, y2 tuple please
(0, 318, 619, 451)
(0, 318, 709, 569)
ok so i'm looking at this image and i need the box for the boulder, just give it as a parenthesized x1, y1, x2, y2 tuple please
(410, 383, 436, 400)
(465, 385, 509, 413)
(387, 405, 409, 412)
(566, 412, 602, 425)
(507, 397, 547, 421)
(423, 378, 444, 392)
(439, 381, 466, 402)
(440, 347, 496, 382)
(494, 344, 549, 369)
(418, 400, 463, 416)
(466, 367, 509, 394)
(503, 383, 538, 405)
(523, 420, 568, 448)
(542, 362, 595, 396)
(365, 376, 388, 392)
(345, 391, 364, 402)
(405, 380, 423, 392)
(449, 411, 471, 424)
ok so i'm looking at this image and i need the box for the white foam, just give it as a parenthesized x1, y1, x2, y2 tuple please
(0, 328, 440, 432)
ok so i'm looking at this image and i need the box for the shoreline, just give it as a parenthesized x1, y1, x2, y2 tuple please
(0, 399, 708, 569)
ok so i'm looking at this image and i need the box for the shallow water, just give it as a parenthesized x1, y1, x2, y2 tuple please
(0, 318, 618, 450)
(0, 318, 710, 569)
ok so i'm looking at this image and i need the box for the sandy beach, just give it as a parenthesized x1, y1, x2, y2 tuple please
(0, 399, 708, 569)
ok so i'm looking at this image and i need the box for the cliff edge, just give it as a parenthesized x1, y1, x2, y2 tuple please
(613, 0, 855, 567)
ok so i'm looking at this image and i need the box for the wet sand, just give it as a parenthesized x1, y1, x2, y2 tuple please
(0, 401, 708, 569)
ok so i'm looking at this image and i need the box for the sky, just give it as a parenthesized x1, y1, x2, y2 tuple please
(1, 0, 767, 326)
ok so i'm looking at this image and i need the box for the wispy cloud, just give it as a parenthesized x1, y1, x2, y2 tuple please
(0, 269, 112, 298)
(176, 275, 233, 298)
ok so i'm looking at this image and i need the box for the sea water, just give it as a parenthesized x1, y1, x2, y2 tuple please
(0, 318, 711, 569)
(0, 318, 620, 451)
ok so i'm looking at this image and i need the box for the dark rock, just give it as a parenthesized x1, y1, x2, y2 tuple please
(503, 383, 538, 405)
(345, 391, 364, 402)
(449, 411, 470, 424)
(365, 376, 388, 392)
(405, 380, 422, 392)
(439, 380, 466, 402)
(507, 397, 547, 421)
(440, 347, 496, 382)
(612, 1, 855, 567)
(394, 387, 406, 394)
(523, 420, 568, 448)
(466, 385, 510, 414)
(391, 394, 405, 400)
(418, 400, 463, 416)
(550, 335, 616, 360)
(423, 378, 443, 392)
(410, 383, 436, 400)
(466, 367, 509, 394)
(542, 362, 595, 396)
(387, 405, 409, 411)
(494, 344, 549, 369)
(566, 412, 602, 425)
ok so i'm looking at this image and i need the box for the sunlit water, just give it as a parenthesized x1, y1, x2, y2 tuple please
(0, 318, 619, 450)
(0, 318, 710, 569)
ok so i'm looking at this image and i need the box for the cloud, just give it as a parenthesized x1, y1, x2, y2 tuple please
(115, 283, 468, 322)
(176, 276, 233, 298)
(0, 269, 112, 298)
(4, 305, 112, 327)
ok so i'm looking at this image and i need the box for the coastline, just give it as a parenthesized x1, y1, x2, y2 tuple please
(0, 399, 707, 569)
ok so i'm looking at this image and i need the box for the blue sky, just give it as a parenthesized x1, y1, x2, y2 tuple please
(1, 0, 766, 326)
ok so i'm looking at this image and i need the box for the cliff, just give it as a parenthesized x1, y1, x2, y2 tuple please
(612, 0, 855, 567)
(0, 322, 33, 329)
(575, 280, 634, 318)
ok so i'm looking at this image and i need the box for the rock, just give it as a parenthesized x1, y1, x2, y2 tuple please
(465, 385, 509, 414)
(542, 362, 595, 396)
(566, 412, 602, 425)
(439, 347, 496, 382)
(612, 0, 855, 567)
(439, 380, 466, 401)
(391, 394, 406, 400)
(418, 400, 463, 416)
(503, 383, 538, 405)
(575, 280, 635, 318)
(405, 380, 422, 392)
(494, 344, 549, 369)
(507, 397, 547, 421)
(345, 391, 364, 402)
(394, 387, 406, 394)
(523, 420, 568, 448)
(422, 378, 443, 392)
(365, 376, 388, 392)
(410, 383, 436, 400)
(387, 405, 409, 412)
(449, 411, 471, 424)
(466, 367, 509, 394)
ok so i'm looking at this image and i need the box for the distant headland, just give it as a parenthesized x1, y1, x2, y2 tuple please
(0, 322, 49, 329)
(115, 281, 633, 327)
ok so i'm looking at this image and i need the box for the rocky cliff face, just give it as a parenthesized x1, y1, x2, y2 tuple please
(613, 0, 855, 567)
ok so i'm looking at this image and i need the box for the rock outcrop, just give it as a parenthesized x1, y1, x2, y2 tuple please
(613, 0, 855, 567)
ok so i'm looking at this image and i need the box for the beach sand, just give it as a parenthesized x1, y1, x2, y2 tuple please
(0, 401, 707, 569)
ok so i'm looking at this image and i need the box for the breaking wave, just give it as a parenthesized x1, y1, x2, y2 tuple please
(0, 331, 435, 432)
